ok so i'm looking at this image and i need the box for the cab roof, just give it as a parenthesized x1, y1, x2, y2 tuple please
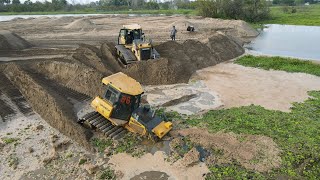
(102, 72, 144, 96)
(123, 24, 141, 30)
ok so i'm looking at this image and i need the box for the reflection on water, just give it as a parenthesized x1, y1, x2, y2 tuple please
(246, 24, 320, 61)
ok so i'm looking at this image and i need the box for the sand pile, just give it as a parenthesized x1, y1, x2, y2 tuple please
(64, 18, 96, 30)
(233, 20, 260, 37)
(50, 16, 74, 24)
(72, 44, 113, 74)
(168, 20, 196, 31)
(0, 30, 32, 51)
(62, 32, 244, 86)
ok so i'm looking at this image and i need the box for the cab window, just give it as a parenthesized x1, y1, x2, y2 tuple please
(104, 85, 120, 105)
(120, 29, 126, 36)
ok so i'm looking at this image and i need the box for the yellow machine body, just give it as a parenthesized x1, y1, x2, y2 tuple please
(116, 24, 159, 65)
(90, 72, 172, 139)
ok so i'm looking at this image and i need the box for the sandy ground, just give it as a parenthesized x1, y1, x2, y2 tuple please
(109, 152, 209, 180)
(0, 113, 89, 180)
(0, 15, 258, 49)
(192, 62, 320, 111)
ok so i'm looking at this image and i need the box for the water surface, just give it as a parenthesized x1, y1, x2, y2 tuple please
(246, 24, 320, 61)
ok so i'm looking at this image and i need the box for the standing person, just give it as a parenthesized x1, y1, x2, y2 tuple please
(170, 26, 177, 41)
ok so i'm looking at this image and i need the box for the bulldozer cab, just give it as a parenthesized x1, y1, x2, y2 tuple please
(101, 72, 144, 121)
(118, 24, 143, 45)
(104, 85, 141, 120)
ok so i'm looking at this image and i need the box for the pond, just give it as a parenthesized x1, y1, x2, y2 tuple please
(245, 24, 320, 61)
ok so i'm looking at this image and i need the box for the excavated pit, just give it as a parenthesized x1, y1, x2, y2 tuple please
(3, 64, 93, 150)
(0, 28, 245, 150)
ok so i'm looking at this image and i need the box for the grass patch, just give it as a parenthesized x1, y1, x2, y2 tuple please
(188, 90, 320, 179)
(114, 134, 142, 155)
(235, 55, 320, 76)
(91, 138, 113, 152)
(2, 137, 19, 144)
(78, 158, 87, 165)
(263, 4, 320, 26)
(99, 167, 116, 180)
(189, 52, 320, 179)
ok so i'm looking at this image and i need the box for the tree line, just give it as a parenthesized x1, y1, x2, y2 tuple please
(0, 0, 318, 23)
(0, 0, 196, 12)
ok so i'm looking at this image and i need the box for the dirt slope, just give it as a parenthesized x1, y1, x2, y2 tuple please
(4, 63, 93, 150)
(0, 30, 32, 50)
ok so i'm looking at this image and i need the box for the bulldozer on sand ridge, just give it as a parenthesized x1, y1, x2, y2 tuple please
(77, 72, 172, 140)
(115, 24, 160, 66)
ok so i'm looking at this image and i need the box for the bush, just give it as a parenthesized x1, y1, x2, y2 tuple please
(196, 0, 270, 22)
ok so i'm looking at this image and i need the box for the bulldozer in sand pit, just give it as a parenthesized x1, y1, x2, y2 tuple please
(115, 24, 160, 66)
(77, 72, 172, 140)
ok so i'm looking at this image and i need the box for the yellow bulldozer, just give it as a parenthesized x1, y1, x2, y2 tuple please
(115, 24, 160, 66)
(78, 72, 172, 140)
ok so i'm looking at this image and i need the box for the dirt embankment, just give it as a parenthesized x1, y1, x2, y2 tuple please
(172, 128, 281, 172)
(30, 60, 105, 98)
(124, 32, 244, 85)
(4, 63, 93, 150)
(0, 30, 32, 51)
(64, 33, 244, 87)
(70, 32, 244, 86)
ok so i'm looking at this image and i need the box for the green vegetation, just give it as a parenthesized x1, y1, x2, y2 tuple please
(171, 137, 194, 157)
(207, 164, 265, 179)
(263, 4, 320, 26)
(99, 167, 116, 180)
(114, 134, 142, 154)
(78, 158, 87, 165)
(2, 137, 19, 144)
(0, 9, 195, 15)
(197, 0, 270, 22)
(91, 138, 112, 152)
(187, 57, 320, 178)
(236, 55, 320, 76)
(190, 91, 320, 179)
(7, 154, 18, 169)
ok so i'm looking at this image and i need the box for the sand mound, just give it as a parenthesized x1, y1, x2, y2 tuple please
(168, 20, 196, 31)
(49, 16, 75, 25)
(173, 128, 281, 172)
(0, 30, 32, 51)
(64, 18, 96, 30)
(233, 20, 259, 37)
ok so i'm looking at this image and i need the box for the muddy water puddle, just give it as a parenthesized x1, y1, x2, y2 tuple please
(144, 81, 222, 115)
(141, 139, 171, 155)
(246, 24, 320, 60)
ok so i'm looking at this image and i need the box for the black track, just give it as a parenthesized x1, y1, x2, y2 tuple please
(79, 112, 127, 139)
